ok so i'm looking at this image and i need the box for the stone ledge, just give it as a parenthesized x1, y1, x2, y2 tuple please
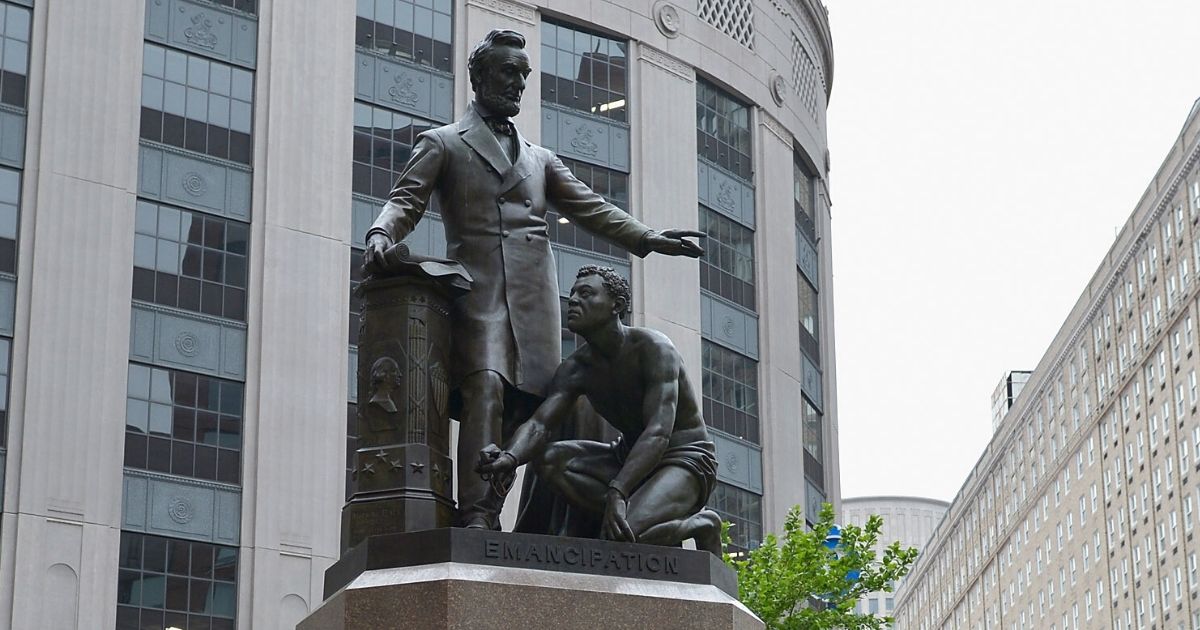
(304, 560, 762, 630)
(323, 528, 738, 599)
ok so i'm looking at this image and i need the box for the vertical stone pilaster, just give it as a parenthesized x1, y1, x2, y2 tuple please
(630, 44, 701, 378)
(1, 0, 144, 627)
(240, 0, 355, 626)
(753, 110, 806, 532)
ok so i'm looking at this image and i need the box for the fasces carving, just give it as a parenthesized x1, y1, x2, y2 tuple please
(406, 317, 431, 442)
(184, 11, 219, 49)
(638, 46, 693, 82)
(465, 0, 536, 25)
(654, 1, 682, 38)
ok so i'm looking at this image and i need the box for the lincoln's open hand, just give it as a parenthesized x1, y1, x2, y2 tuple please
(363, 233, 394, 272)
(645, 229, 705, 258)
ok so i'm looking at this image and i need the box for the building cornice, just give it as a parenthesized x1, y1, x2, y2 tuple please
(465, 0, 537, 25)
(841, 495, 951, 509)
(638, 45, 694, 83)
(764, 0, 834, 99)
(758, 110, 790, 145)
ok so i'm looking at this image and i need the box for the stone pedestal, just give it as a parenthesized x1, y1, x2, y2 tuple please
(301, 529, 762, 630)
(343, 275, 459, 552)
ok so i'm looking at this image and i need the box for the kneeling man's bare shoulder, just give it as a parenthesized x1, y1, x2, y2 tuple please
(548, 350, 591, 393)
(629, 328, 683, 374)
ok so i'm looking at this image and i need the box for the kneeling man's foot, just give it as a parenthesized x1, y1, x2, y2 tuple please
(688, 509, 723, 556)
(460, 514, 495, 530)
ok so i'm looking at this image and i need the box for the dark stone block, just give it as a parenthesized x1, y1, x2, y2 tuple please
(324, 528, 738, 599)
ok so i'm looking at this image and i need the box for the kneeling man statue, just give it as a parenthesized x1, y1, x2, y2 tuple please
(477, 265, 722, 555)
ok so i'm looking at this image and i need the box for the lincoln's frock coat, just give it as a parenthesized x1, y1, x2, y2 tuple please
(368, 104, 652, 397)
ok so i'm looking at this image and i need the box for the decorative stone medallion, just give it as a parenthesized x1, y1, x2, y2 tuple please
(174, 331, 200, 357)
(181, 171, 207, 197)
(770, 72, 787, 106)
(167, 496, 194, 524)
(721, 315, 736, 339)
(654, 1, 682, 38)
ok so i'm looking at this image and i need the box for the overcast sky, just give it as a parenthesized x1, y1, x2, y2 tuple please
(826, 1, 1200, 503)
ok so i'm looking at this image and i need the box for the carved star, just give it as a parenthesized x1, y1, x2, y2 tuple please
(361, 462, 376, 475)
(410, 462, 425, 474)
(375, 450, 389, 461)
(388, 458, 403, 471)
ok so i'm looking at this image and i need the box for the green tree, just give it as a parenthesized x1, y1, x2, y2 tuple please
(724, 503, 918, 630)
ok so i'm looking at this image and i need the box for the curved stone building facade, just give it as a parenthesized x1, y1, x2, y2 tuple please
(842, 496, 950, 623)
(0, 0, 837, 626)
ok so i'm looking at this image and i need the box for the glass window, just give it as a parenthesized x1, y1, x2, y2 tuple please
(0, 3, 30, 109)
(0, 166, 19, 274)
(546, 158, 631, 260)
(539, 20, 628, 121)
(346, 403, 357, 501)
(132, 201, 249, 321)
(699, 207, 755, 310)
(798, 274, 818, 341)
(140, 43, 255, 164)
(0, 338, 9, 448)
(124, 363, 243, 485)
(349, 248, 364, 346)
(709, 482, 762, 555)
(794, 154, 816, 239)
(803, 396, 822, 464)
(352, 101, 440, 201)
(210, 0, 257, 14)
(702, 340, 759, 444)
(696, 79, 752, 182)
(116, 532, 237, 630)
(356, 0, 454, 73)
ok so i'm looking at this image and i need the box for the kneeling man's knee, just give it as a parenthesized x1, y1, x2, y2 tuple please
(537, 442, 571, 478)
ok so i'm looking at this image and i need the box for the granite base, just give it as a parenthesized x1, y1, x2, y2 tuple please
(300, 529, 762, 630)
(299, 562, 763, 630)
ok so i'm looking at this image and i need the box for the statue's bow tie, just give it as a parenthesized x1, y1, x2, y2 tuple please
(485, 118, 514, 136)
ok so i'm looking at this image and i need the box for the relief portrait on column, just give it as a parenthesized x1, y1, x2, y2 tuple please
(363, 28, 705, 531)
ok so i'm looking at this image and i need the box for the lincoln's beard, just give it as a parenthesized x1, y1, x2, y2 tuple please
(477, 88, 521, 117)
